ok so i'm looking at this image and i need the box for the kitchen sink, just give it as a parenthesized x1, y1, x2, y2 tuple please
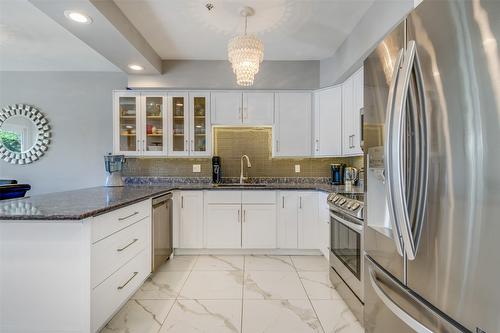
(213, 183, 268, 188)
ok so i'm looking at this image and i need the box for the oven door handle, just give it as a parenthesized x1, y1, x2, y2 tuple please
(330, 212, 363, 232)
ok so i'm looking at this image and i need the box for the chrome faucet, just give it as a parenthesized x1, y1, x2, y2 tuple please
(240, 155, 252, 184)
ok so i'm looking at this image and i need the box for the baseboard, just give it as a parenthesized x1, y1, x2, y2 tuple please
(174, 248, 323, 256)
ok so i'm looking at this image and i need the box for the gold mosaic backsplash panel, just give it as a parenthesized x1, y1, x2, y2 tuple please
(123, 127, 363, 178)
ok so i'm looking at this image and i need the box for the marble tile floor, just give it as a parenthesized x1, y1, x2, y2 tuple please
(101, 255, 364, 333)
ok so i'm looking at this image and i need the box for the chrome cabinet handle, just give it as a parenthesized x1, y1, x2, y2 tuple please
(299, 197, 302, 209)
(276, 140, 279, 152)
(384, 48, 405, 257)
(181, 196, 184, 208)
(243, 209, 246, 223)
(117, 271, 139, 290)
(368, 268, 433, 333)
(117, 238, 138, 252)
(315, 139, 319, 152)
(136, 139, 140, 152)
(282, 196, 285, 209)
(185, 139, 188, 152)
(191, 139, 194, 152)
(238, 209, 241, 223)
(118, 211, 139, 221)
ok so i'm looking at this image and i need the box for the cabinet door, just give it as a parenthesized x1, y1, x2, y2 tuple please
(342, 77, 354, 155)
(211, 92, 242, 125)
(351, 68, 364, 155)
(243, 92, 274, 125)
(314, 87, 342, 156)
(168, 92, 189, 156)
(205, 205, 241, 248)
(141, 94, 166, 156)
(242, 204, 277, 249)
(298, 192, 319, 249)
(189, 92, 211, 156)
(179, 191, 203, 248)
(114, 92, 141, 156)
(274, 92, 312, 157)
(278, 191, 299, 249)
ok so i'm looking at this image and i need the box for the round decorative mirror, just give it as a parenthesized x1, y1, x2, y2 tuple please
(0, 104, 51, 164)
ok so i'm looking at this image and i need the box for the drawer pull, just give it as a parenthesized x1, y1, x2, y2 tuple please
(118, 211, 139, 221)
(117, 271, 138, 290)
(117, 238, 139, 252)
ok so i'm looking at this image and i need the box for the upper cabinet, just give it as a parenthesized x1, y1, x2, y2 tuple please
(114, 91, 166, 157)
(211, 92, 274, 126)
(168, 92, 211, 157)
(313, 86, 342, 157)
(342, 67, 364, 156)
(274, 92, 312, 157)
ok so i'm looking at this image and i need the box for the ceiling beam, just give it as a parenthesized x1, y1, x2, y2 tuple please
(29, 0, 162, 75)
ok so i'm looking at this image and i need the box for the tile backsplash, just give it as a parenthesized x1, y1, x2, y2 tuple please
(123, 127, 363, 179)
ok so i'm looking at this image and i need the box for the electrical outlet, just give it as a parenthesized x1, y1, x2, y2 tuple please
(295, 164, 301, 173)
(192, 164, 201, 173)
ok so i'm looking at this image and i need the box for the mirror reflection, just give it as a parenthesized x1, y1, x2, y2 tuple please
(0, 115, 38, 153)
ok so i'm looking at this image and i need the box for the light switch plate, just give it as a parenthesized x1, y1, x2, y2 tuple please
(295, 164, 301, 173)
(192, 164, 201, 173)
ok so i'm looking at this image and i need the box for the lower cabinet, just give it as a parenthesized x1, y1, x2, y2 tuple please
(318, 192, 330, 260)
(205, 204, 241, 248)
(179, 191, 204, 248)
(242, 204, 276, 248)
(278, 191, 319, 250)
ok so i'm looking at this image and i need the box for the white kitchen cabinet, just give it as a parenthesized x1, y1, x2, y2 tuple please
(274, 92, 312, 157)
(168, 92, 211, 157)
(278, 192, 299, 249)
(318, 192, 330, 260)
(179, 191, 204, 248)
(342, 67, 363, 156)
(205, 204, 241, 248)
(114, 91, 167, 156)
(297, 192, 319, 249)
(242, 204, 277, 248)
(211, 92, 242, 125)
(313, 86, 342, 157)
(211, 91, 274, 125)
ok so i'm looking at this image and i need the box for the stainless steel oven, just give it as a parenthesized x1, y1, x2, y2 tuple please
(327, 192, 364, 322)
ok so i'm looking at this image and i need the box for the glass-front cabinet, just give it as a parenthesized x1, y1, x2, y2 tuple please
(114, 91, 211, 157)
(189, 92, 210, 156)
(114, 91, 167, 156)
(168, 92, 211, 157)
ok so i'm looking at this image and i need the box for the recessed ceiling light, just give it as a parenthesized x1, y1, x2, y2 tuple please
(64, 10, 92, 24)
(128, 64, 144, 71)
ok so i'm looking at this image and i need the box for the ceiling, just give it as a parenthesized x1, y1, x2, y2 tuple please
(114, 0, 375, 61)
(0, 0, 119, 71)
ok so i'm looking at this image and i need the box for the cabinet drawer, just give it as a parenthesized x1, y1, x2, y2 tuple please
(205, 190, 241, 204)
(91, 217, 151, 288)
(92, 249, 150, 333)
(242, 191, 276, 204)
(92, 199, 150, 243)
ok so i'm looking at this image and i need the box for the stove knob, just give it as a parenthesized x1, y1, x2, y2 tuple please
(351, 203, 360, 210)
(333, 196, 339, 202)
(339, 198, 346, 205)
(346, 201, 352, 209)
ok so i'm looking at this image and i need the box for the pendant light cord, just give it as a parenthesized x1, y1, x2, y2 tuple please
(244, 15, 248, 35)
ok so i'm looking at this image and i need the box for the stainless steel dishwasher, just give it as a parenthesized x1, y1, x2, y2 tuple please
(152, 193, 173, 272)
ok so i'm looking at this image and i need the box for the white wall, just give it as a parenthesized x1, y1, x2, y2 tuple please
(0, 71, 127, 195)
(319, 0, 414, 87)
(128, 60, 320, 90)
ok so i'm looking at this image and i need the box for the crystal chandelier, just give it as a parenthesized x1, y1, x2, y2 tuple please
(227, 7, 264, 86)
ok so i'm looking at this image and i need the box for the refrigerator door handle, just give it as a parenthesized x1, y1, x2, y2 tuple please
(392, 40, 429, 261)
(384, 48, 405, 257)
(368, 267, 433, 333)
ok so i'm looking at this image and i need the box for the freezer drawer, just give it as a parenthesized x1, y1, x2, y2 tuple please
(364, 256, 469, 333)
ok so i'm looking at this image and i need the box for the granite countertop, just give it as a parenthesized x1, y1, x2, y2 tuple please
(0, 183, 363, 221)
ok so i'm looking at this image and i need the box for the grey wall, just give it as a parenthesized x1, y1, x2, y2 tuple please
(128, 60, 320, 90)
(319, 0, 414, 87)
(0, 71, 127, 195)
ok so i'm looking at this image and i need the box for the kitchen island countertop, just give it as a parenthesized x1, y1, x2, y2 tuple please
(0, 183, 363, 221)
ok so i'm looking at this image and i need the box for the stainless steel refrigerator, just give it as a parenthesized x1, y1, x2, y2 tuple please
(363, 0, 500, 332)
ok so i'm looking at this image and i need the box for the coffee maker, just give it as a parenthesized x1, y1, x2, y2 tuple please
(330, 164, 346, 185)
(212, 156, 222, 183)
